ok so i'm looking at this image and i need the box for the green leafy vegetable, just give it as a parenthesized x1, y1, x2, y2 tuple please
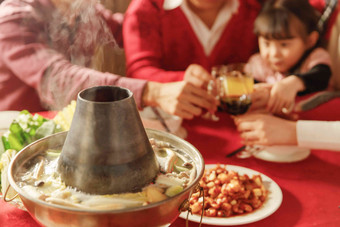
(0, 110, 60, 188)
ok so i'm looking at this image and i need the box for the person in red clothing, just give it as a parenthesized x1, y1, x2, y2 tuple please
(123, 0, 336, 83)
(123, 0, 263, 83)
(0, 0, 217, 119)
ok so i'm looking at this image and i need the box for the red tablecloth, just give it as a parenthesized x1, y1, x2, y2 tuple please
(1, 97, 340, 227)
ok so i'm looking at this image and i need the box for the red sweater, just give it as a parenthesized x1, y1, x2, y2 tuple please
(123, 0, 262, 82)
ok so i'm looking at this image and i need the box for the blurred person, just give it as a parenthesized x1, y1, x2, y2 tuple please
(123, 0, 263, 83)
(0, 0, 217, 119)
(309, 0, 338, 42)
(246, 0, 332, 115)
(328, 0, 340, 90)
(234, 113, 340, 151)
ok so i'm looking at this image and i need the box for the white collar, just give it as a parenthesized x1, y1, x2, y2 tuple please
(178, 0, 239, 56)
(163, 0, 182, 10)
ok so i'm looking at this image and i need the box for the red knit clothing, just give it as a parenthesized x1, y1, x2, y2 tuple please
(123, 0, 262, 83)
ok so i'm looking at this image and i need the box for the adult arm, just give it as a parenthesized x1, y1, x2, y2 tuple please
(143, 80, 217, 119)
(297, 120, 340, 151)
(234, 113, 297, 146)
(0, 9, 146, 110)
(123, 0, 185, 82)
(40, 61, 147, 110)
(235, 113, 340, 151)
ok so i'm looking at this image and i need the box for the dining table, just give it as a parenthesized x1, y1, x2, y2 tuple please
(1, 94, 340, 227)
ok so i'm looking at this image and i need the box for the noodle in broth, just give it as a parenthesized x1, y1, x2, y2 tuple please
(15, 138, 196, 210)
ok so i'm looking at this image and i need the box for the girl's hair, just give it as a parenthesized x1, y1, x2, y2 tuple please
(254, 0, 320, 41)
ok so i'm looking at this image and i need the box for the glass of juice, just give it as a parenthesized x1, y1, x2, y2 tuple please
(212, 63, 256, 158)
(212, 63, 254, 115)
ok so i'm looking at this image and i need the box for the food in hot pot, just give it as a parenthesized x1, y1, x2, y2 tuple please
(189, 164, 267, 217)
(1, 109, 64, 197)
(0, 101, 75, 194)
(14, 138, 196, 210)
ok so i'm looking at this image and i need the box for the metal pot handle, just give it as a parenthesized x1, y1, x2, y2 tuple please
(3, 184, 18, 202)
(179, 184, 205, 227)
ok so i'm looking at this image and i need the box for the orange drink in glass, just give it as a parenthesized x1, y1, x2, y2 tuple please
(212, 64, 254, 115)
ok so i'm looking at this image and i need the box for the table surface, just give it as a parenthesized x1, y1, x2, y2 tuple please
(1, 96, 340, 227)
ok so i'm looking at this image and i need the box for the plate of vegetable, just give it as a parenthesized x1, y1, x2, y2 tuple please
(0, 110, 64, 205)
(0, 102, 76, 206)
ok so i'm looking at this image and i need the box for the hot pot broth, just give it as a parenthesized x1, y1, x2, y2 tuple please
(14, 138, 196, 210)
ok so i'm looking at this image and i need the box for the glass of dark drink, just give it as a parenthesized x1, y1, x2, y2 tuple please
(212, 63, 254, 115)
(212, 64, 256, 158)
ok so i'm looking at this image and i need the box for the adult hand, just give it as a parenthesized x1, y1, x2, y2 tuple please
(143, 81, 218, 119)
(183, 64, 212, 89)
(267, 76, 304, 114)
(234, 113, 297, 146)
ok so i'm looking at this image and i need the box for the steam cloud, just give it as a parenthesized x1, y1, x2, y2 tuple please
(33, 0, 117, 110)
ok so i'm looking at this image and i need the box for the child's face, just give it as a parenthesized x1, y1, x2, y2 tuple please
(258, 36, 310, 73)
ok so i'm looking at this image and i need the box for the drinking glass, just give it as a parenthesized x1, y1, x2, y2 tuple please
(212, 63, 257, 158)
(212, 63, 254, 116)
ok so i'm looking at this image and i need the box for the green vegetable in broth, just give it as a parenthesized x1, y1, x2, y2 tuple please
(0, 110, 61, 189)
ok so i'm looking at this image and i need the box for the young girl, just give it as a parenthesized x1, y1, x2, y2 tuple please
(246, 0, 332, 114)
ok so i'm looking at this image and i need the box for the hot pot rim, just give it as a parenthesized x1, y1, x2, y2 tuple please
(7, 129, 205, 214)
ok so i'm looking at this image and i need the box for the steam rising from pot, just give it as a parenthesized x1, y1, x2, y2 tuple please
(34, 0, 117, 110)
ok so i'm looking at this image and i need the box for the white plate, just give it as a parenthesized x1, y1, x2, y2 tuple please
(0, 111, 20, 133)
(253, 146, 310, 163)
(179, 164, 283, 226)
